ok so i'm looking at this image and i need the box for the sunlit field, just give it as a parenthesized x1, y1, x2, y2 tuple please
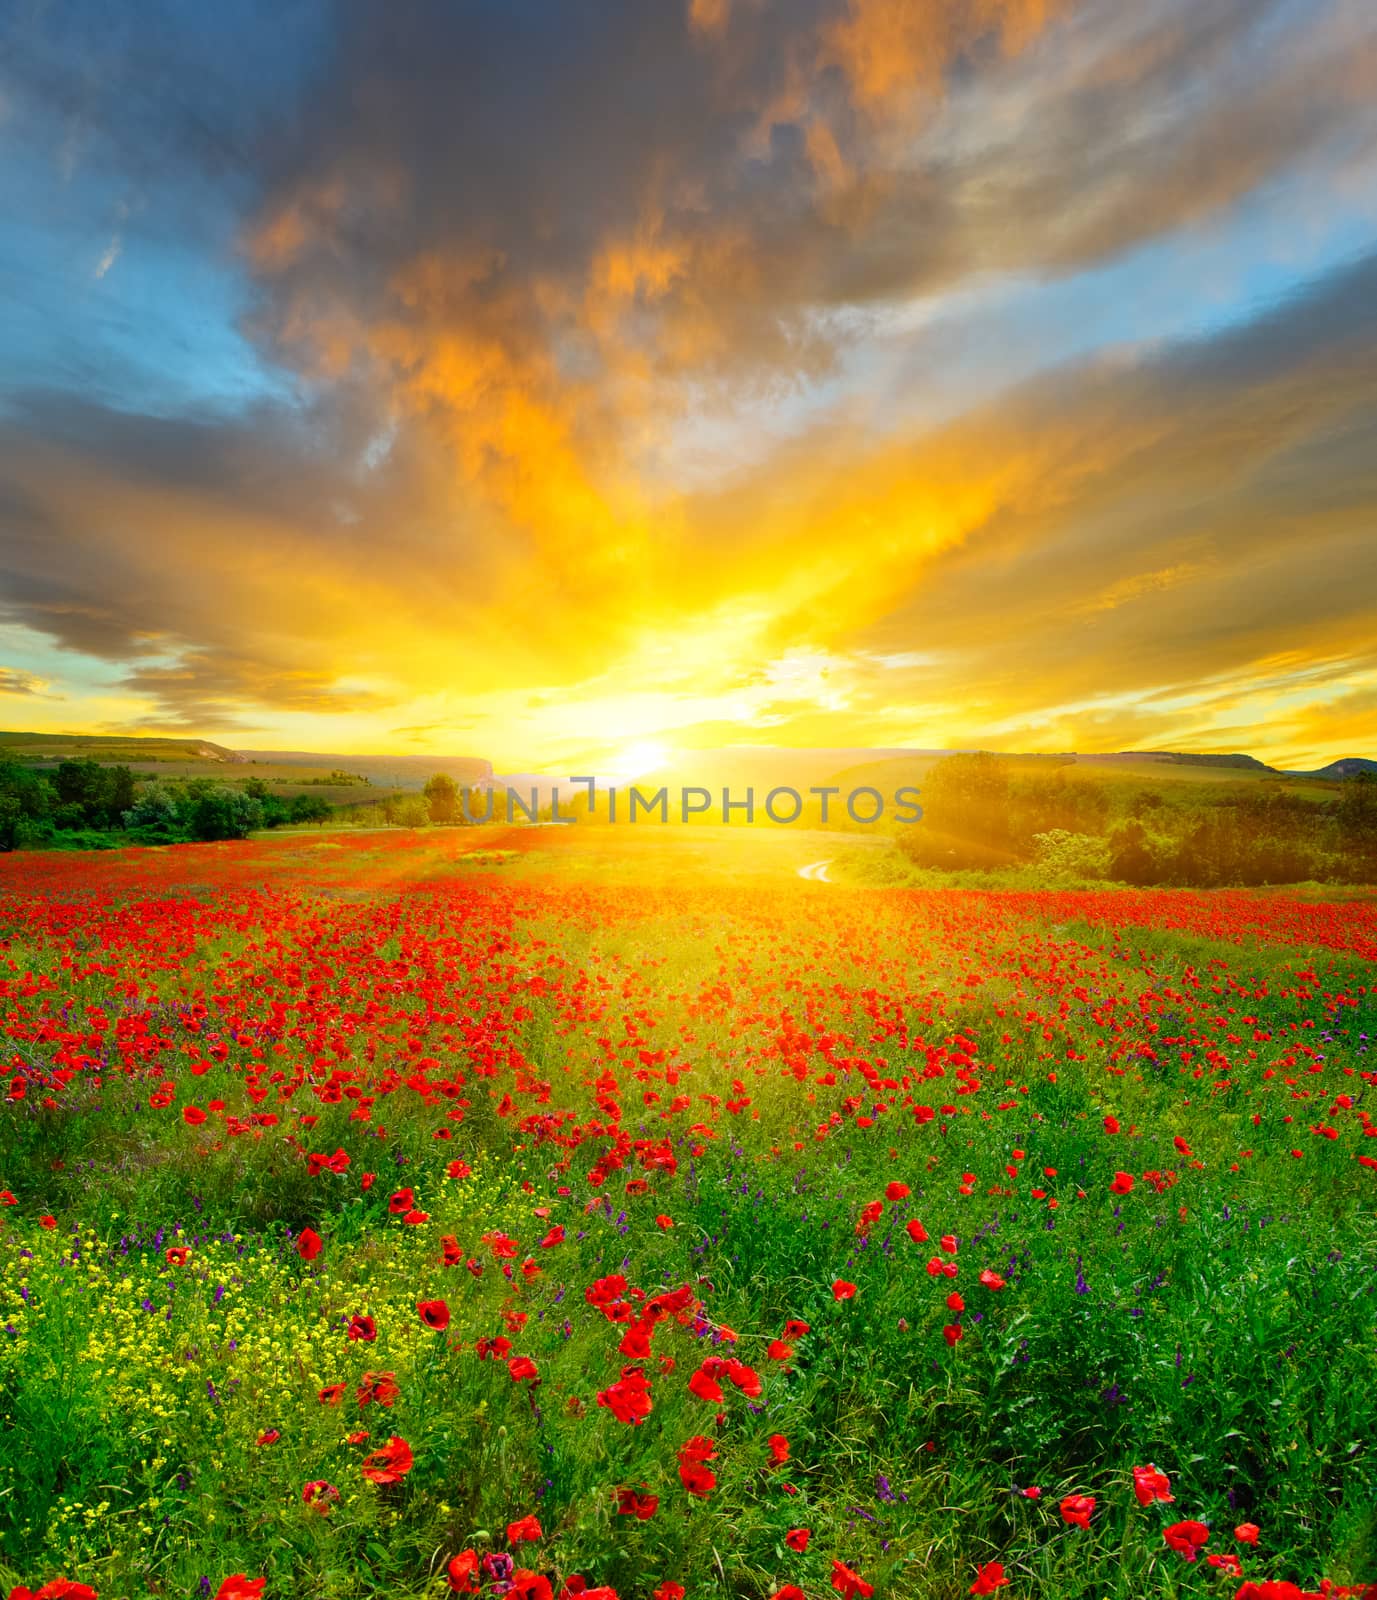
(1, 830, 1374, 1600)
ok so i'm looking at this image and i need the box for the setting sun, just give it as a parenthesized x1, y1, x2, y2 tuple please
(605, 739, 674, 782)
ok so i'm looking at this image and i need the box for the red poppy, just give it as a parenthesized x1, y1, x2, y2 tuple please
(783, 1320, 810, 1338)
(832, 1279, 857, 1301)
(17, 1584, 98, 1600)
(767, 1433, 790, 1465)
(318, 1383, 346, 1405)
(772, 1589, 806, 1600)
(39, 1215, 56, 1230)
(447, 1550, 480, 1593)
(586, 1274, 628, 1306)
(1104, 1115, 1121, 1134)
(1235, 1524, 1261, 1545)
(940, 1234, 959, 1254)
(1208, 1553, 1244, 1577)
(509, 1356, 539, 1382)
(596, 1368, 653, 1426)
(970, 1562, 1010, 1594)
(417, 1299, 451, 1331)
(507, 1514, 543, 1544)
(1060, 1494, 1094, 1529)
(165, 1246, 189, 1266)
(388, 1187, 415, 1214)
(539, 1225, 565, 1248)
(830, 1560, 874, 1599)
(508, 1574, 552, 1600)
(784, 1528, 811, 1552)
(886, 1180, 911, 1200)
(653, 1586, 686, 1600)
(689, 1369, 724, 1403)
(1132, 1463, 1174, 1506)
(360, 1435, 414, 1484)
(615, 1487, 659, 1520)
(767, 1340, 795, 1362)
(347, 1313, 377, 1342)
(978, 1269, 1007, 1290)
(946, 1292, 965, 1312)
(724, 1358, 762, 1397)
(346, 1430, 370, 1444)
(1163, 1520, 1210, 1561)
(302, 1479, 338, 1513)
(1110, 1171, 1135, 1195)
(356, 1370, 400, 1407)
(906, 1219, 929, 1243)
(678, 1462, 716, 1496)
(214, 1580, 265, 1600)
(943, 1323, 964, 1346)
(255, 1429, 280, 1446)
(618, 1323, 652, 1359)
(183, 1105, 207, 1126)
(297, 1228, 323, 1261)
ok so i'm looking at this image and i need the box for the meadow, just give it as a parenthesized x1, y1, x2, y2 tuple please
(0, 828, 1373, 1600)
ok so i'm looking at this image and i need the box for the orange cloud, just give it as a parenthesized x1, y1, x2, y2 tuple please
(824, 0, 1071, 113)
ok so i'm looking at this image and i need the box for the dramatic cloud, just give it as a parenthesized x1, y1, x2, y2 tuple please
(1, 0, 1376, 764)
(0, 667, 48, 697)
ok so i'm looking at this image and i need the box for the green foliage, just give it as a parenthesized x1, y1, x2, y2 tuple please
(424, 773, 460, 823)
(0, 757, 343, 851)
(52, 760, 136, 828)
(1031, 830, 1111, 881)
(181, 783, 264, 841)
(898, 754, 1377, 887)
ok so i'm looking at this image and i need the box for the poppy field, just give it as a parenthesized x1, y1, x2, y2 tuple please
(0, 831, 1374, 1600)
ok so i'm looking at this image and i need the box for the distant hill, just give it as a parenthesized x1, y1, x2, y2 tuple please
(5, 734, 1372, 793)
(1071, 751, 1278, 773)
(1285, 756, 1377, 780)
(235, 750, 492, 792)
(0, 730, 241, 762)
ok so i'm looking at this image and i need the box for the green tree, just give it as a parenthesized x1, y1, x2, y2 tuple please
(122, 787, 183, 834)
(0, 757, 55, 849)
(423, 773, 459, 823)
(0, 793, 23, 853)
(288, 794, 332, 826)
(184, 784, 263, 841)
(915, 751, 1015, 866)
(1108, 818, 1162, 885)
(53, 759, 135, 827)
(1337, 772, 1377, 878)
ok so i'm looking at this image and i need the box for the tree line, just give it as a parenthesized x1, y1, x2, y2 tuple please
(0, 758, 332, 850)
(897, 752, 1377, 886)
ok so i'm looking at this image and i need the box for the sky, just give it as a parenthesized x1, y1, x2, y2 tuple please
(2, 0, 1377, 774)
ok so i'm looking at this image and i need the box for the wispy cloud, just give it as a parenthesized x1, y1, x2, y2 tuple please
(0, 666, 50, 697)
(93, 234, 122, 279)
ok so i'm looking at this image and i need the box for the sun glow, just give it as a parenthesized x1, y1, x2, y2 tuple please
(606, 738, 673, 781)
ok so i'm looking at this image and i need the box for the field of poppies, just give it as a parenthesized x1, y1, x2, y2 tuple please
(0, 829, 1374, 1600)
